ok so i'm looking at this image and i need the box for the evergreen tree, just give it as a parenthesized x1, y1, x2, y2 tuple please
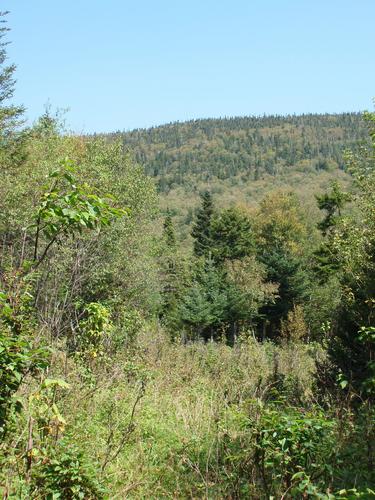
(177, 257, 227, 341)
(163, 210, 176, 247)
(160, 211, 179, 320)
(191, 191, 214, 257)
(255, 191, 310, 338)
(313, 243, 340, 282)
(210, 207, 254, 263)
(315, 181, 351, 236)
(224, 257, 277, 344)
(160, 211, 191, 335)
(116, 113, 365, 194)
(259, 248, 309, 338)
(0, 11, 25, 172)
(313, 182, 351, 281)
(0, 11, 24, 139)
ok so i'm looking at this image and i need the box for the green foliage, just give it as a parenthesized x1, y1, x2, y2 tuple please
(111, 307, 144, 351)
(0, 11, 26, 174)
(30, 439, 105, 499)
(159, 212, 189, 327)
(162, 210, 176, 248)
(210, 207, 254, 263)
(358, 326, 375, 396)
(256, 189, 308, 255)
(259, 247, 310, 338)
(0, 11, 24, 138)
(0, 330, 48, 436)
(184, 193, 275, 341)
(322, 110, 375, 397)
(252, 190, 312, 337)
(280, 304, 308, 343)
(250, 404, 336, 496)
(75, 302, 112, 363)
(0, 373, 104, 498)
(177, 257, 228, 340)
(33, 159, 128, 267)
(112, 113, 366, 193)
(1, 17, 374, 496)
(313, 182, 351, 281)
(0, 277, 49, 437)
(191, 190, 214, 257)
(224, 257, 278, 343)
(316, 181, 351, 236)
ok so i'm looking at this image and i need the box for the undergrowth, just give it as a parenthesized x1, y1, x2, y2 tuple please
(1, 327, 373, 499)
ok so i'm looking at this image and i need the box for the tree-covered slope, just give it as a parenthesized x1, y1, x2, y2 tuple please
(107, 113, 366, 192)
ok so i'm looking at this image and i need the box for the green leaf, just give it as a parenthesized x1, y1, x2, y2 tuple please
(292, 471, 306, 480)
(340, 379, 348, 389)
(42, 378, 70, 389)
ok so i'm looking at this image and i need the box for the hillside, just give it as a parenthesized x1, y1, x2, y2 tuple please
(109, 113, 366, 191)
(105, 113, 368, 236)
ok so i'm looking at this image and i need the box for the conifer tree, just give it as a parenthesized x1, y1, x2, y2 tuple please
(0, 11, 25, 172)
(177, 257, 227, 341)
(0, 11, 24, 138)
(160, 211, 186, 328)
(259, 248, 309, 338)
(163, 210, 176, 248)
(210, 207, 254, 263)
(191, 191, 214, 257)
(316, 181, 351, 236)
(313, 182, 351, 281)
(255, 191, 309, 338)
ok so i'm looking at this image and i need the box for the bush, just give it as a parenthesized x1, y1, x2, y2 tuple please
(0, 279, 49, 436)
(250, 403, 336, 497)
(30, 440, 105, 499)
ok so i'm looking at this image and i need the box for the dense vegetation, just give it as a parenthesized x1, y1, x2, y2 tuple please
(111, 113, 366, 190)
(1, 12, 374, 499)
(105, 112, 368, 242)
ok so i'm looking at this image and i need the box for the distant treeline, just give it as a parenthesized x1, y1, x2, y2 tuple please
(103, 113, 367, 191)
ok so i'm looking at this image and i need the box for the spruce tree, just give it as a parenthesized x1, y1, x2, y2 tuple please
(0, 11, 25, 172)
(191, 191, 214, 257)
(210, 207, 254, 263)
(163, 210, 176, 248)
(160, 211, 186, 331)
(313, 182, 351, 281)
(255, 191, 310, 338)
(259, 247, 309, 338)
(315, 181, 351, 236)
(0, 11, 24, 138)
(177, 257, 227, 341)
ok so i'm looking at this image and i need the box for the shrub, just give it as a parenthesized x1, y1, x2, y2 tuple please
(30, 440, 105, 499)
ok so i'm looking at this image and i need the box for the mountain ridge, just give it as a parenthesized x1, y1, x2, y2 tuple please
(104, 112, 366, 195)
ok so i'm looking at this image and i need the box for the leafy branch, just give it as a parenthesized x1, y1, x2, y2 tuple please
(31, 159, 129, 268)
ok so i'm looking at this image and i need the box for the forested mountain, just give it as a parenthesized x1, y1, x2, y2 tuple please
(107, 113, 366, 192)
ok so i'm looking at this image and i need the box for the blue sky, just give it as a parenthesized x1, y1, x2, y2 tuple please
(4, 1, 375, 133)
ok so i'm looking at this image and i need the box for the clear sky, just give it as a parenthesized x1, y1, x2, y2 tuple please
(3, 0, 375, 133)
